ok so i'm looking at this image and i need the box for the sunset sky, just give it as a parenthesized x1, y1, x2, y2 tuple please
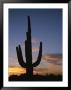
(9, 9, 62, 76)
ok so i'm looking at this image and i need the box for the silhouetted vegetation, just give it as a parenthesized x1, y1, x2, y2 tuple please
(16, 16, 42, 77)
(9, 74, 62, 81)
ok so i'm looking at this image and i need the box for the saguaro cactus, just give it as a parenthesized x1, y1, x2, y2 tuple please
(16, 16, 42, 77)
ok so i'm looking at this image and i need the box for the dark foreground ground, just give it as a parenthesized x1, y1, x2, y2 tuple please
(9, 74, 62, 81)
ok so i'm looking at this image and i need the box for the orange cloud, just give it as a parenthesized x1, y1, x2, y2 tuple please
(8, 63, 62, 77)
(47, 63, 62, 75)
(32, 48, 39, 52)
(34, 63, 62, 75)
(8, 66, 26, 77)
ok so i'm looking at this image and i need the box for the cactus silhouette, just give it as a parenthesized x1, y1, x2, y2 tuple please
(16, 16, 42, 77)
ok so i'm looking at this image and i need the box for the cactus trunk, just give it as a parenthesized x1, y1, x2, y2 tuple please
(26, 67, 33, 77)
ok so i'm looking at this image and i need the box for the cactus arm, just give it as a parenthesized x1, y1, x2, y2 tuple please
(32, 42, 42, 67)
(25, 40, 28, 58)
(16, 45, 27, 68)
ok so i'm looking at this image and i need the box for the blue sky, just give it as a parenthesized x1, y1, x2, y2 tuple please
(9, 9, 62, 66)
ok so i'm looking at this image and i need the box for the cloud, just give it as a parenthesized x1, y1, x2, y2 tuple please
(34, 63, 62, 75)
(8, 66, 26, 76)
(42, 54, 62, 65)
(31, 38, 40, 53)
(47, 63, 62, 75)
(47, 60, 62, 65)
(34, 68, 48, 75)
(32, 48, 39, 52)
